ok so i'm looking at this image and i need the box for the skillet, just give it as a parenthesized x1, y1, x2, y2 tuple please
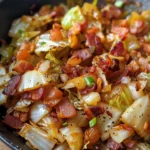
(0, 0, 150, 149)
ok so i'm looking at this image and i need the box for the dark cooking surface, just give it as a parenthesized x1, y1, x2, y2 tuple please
(0, 0, 150, 149)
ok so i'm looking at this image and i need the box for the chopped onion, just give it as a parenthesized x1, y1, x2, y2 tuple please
(37, 60, 50, 74)
(19, 124, 56, 150)
(129, 142, 150, 150)
(38, 116, 65, 143)
(121, 95, 150, 140)
(109, 125, 134, 143)
(18, 70, 49, 92)
(82, 92, 101, 106)
(60, 124, 83, 150)
(128, 82, 144, 100)
(0, 65, 6, 76)
(67, 111, 88, 127)
(121, 76, 131, 84)
(0, 87, 7, 105)
(0, 74, 10, 86)
(30, 102, 50, 123)
(97, 102, 122, 141)
(60, 74, 68, 83)
(14, 99, 32, 111)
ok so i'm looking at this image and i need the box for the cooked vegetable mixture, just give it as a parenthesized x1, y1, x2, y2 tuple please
(1, 0, 150, 149)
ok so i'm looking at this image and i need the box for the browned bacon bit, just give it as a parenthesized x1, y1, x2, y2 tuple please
(30, 87, 44, 101)
(13, 60, 34, 73)
(43, 85, 63, 108)
(86, 33, 103, 55)
(106, 138, 125, 150)
(80, 84, 97, 95)
(110, 42, 126, 57)
(106, 111, 112, 118)
(124, 139, 136, 148)
(84, 126, 101, 144)
(3, 75, 21, 96)
(50, 6, 65, 18)
(39, 5, 51, 16)
(88, 66, 96, 73)
(56, 97, 77, 118)
(3, 114, 24, 129)
(61, 64, 80, 79)
(19, 112, 29, 122)
(89, 106, 105, 117)
(143, 43, 150, 53)
(102, 6, 122, 20)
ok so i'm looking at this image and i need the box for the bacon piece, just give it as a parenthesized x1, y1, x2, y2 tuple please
(39, 5, 51, 16)
(50, 6, 65, 18)
(106, 138, 125, 150)
(61, 64, 80, 79)
(16, 42, 33, 61)
(102, 6, 122, 20)
(19, 112, 29, 122)
(3, 75, 21, 95)
(67, 49, 92, 66)
(50, 28, 63, 41)
(56, 97, 77, 118)
(3, 114, 24, 129)
(111, 20, 129, 38)
(80, 84, 97, 95)
(110, 42, 126, 57)
(143, 43, 150, 53)
(124, 139, 136, 148)
(86, 33, 103, 55)
(43, 85, 63, 108)
(13, 60, 34, 73)
(85, 106, 104, 120)
(30, 87, 44, 101)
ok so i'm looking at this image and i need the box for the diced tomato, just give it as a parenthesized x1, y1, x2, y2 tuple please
(56, 97, 77, 118)
(3, 114, 24, 129)
(39, 5, 51, 16)
(16, 42, 33, 61)
(13, 60, 34, 73)
(3, 75, 21, 95)
(50, 28, 63, 41)
(84, 126, 101, 144)
(43, 85, 63, 108)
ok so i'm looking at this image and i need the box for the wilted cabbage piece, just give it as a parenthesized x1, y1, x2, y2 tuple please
(60, 123, 83, 150)
(109, 84, 133, 112)
(18, 70, 50, 92)
(35, 33, 69, 55)
(109, 125, 134, 143)
(19, 124, 56, 150)
(97, 102, 122, 141)
(121, 95, 150, 140)
(61, 6, 85, 30)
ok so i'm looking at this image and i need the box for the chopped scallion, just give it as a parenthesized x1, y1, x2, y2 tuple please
(84, 76, 95, 87)
(89, 117, 97, 127)
(18, 29, 24, 35)
(115, 0, 124, 8)
(63, 122, 68, 126)
(40, 41, 46, 45)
